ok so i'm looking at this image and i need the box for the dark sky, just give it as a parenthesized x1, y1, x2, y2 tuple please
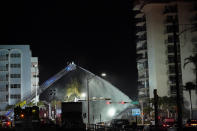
(0, 0, 137, 100)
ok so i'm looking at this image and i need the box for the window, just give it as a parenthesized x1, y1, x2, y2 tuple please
(169, 65, 181, 73)
(0, 54, 8, 61)
(168, 45, 174, 53)
(170, 86, 176, 94)
(0, 64, 8, 71)
(166, 15, 178, 23)
(10, 53, 21, 58)
(169, 65, 175, 73)
(11, 84, 21, 88)
(168, 35, 174, 43)
(33, 75, 38, 77)
(10, 94, 21, 99)
(164, 5, 177, 14)
(166, 25, 179, 33)
(6, 84, 8, 91)
(10, 64, 21, 68)
(169, 75, 176, 84)
(167, 35, 179, 43)
(10, 74, 21, 78)
(169, 75, 182, 84)
(168, 55, 174, 63)
(6, 95, 8, 101)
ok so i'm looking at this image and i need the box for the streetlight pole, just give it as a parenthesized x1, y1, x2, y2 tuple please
(87, 78, 90, 125)
(33, 64, 38, 106)
(173, 21, 182, 129)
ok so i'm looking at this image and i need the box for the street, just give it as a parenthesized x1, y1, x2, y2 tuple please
(1, 125, 197, 131)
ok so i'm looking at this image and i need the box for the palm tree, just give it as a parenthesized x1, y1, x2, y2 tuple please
(150, 96, 176, 118)
(184, 82, 195, 119)
(184, 54, 197, 89)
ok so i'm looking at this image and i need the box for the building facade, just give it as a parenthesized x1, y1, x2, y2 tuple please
(31, 57, 39, 103)
(133, 0, 197, 119)
(0, 45, 38, 111)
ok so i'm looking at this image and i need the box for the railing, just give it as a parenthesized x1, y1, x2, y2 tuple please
(0, 77, 8, 81)
(137, 34, 147, 41)
(137, 46, 147, 52)
(0, 88, 8, 92)
(0, 56, 8, 61)
(0, 66, 8, 71)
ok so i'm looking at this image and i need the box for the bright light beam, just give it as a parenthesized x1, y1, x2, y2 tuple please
(108, 108, 116, 117)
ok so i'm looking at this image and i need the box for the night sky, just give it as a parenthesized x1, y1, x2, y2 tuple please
(0, 0, 137, 100)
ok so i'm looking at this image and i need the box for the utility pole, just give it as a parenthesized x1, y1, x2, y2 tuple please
(87, 79, 90, 126)
(173, 21, 183, 130)
(33, 64, 38, 106)
(153, 89, 158, 128)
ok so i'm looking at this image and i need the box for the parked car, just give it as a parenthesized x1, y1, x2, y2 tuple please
(185, 119, 197, 127)
(0, 115, 12, 128)
(110, 119, 130, 130)
(162, 118, 175, 128)
(40, 118, 56, 127)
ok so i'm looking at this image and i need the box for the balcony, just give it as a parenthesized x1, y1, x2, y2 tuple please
(137, 53, 147, 60)
(168, 75, 182, 85)
(136, 26, 146, 36)
(0, 78, 8, 81)
(137, 61, 148, 70)
(133, 4, 141, 11)
(136, 21, 146, 27)
(137, 34, 147, 41)
(136, 40, 146, 46)
(138, 93, 149, 99)
(137, 46, 147, 54)
(138, 74, 149, 82)
(165, 39, 173, 45)
(0, 66, 8, 71)
(167, 69, 175, 75)
(166, 55, 181, 65)
(164, 25, 179, 34)
(170, 85, 176, 95)
(0, 99, 8, 103)
(167, 45, 180, 55)
(164, 15, 178, 25)
(138, 84, 145, 89)
(138, 85, 149, 93)
(163, 5, 177, 15)
(135, 16, 146, 22)
(0, 87, 8, 92)
(165, 35, 179, 45)
(135, 12, 144, 19)
(0, 55, 8, 61)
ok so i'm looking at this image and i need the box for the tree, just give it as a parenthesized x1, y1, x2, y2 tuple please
(184, 54, 197, 89)
(184, 82, 195, 119)
(149, 96, 176, 118)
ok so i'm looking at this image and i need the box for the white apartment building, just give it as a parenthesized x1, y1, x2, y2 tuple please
(133, 0, 197, 118)
(0, 45, 39, 111)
